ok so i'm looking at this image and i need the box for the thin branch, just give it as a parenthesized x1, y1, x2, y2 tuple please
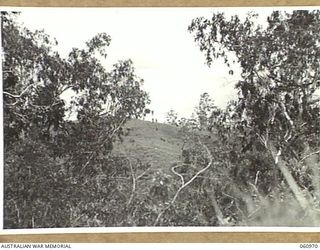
(136, 167, 152, 180)
(248, 181, 265, 203)
(3, 91, 20, 98)
(171, 164, 185, 185)
(254, 171, 261, 186)
(279, 103, 295, 143)
(256, 133, 268, 149)
(153, 137, 213, 226)
(280, 103, 294, 127)
(58, 85, 73, 95)
(29, 101, 62, 109)
(275, 148, 282, 165)
(3, 83, 34, 99)
(299, 150, 320, 163)
(79, 153, 95, 174)
(126, 157, 136, 208)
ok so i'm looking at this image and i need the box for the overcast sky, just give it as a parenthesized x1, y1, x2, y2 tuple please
(16, 7, 280, 122)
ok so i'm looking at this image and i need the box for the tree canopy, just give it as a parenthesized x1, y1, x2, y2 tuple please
(2, 12, 150, 228)
(189, 10, 320, 212)
(189, 10, 320, 152)
(2, 12, 150, 148)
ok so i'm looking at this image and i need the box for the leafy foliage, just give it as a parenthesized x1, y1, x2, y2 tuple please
(194, 92, 222, 131)
(2, 12, 151, 228)
(189, 10, 320, 157)
(187, 10, 320, 223)
(165, 109, 179, 126)
(3, 10, 320, 228)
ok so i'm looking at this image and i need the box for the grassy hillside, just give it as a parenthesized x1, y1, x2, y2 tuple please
(113, 119, 183, 174)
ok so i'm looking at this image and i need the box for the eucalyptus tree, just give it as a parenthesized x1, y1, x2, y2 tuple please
(195, 92, 221, 131)
(2, 12, 150, 228)
(189, 10, 320, 214)
(2, 12, 149, 160)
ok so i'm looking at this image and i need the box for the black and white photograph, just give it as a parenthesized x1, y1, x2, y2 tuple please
(1, 7, 320, 230)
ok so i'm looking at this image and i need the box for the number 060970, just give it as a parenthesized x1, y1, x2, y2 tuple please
(300, 244, 319, 248)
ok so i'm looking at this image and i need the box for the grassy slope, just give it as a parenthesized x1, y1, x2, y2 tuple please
(113, 119, 183, 174)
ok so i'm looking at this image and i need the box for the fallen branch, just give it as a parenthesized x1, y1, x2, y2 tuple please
(171, 164, 185, 185)
(153, 137, 213, 226)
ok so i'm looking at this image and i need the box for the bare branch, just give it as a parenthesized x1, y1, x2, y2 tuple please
(254, 171, 261, 186)
(3, 91, 20, 98)
(79, 153, 95, 174)
(153, 137, 213, 226)
(256, 133, 268, 149)
(171, 164, 185, 185)
(136, 167, 152, 180)
(58, 85, 73, 95)
(3, 83, 34, 99)
(280, 103, 294, 127)
(279, 102, 295, 143)
(12, 111, 28, 122)
(126, 156, 136, 208)
(275, 148, 282, 165)
(299, 150, 320, 163)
